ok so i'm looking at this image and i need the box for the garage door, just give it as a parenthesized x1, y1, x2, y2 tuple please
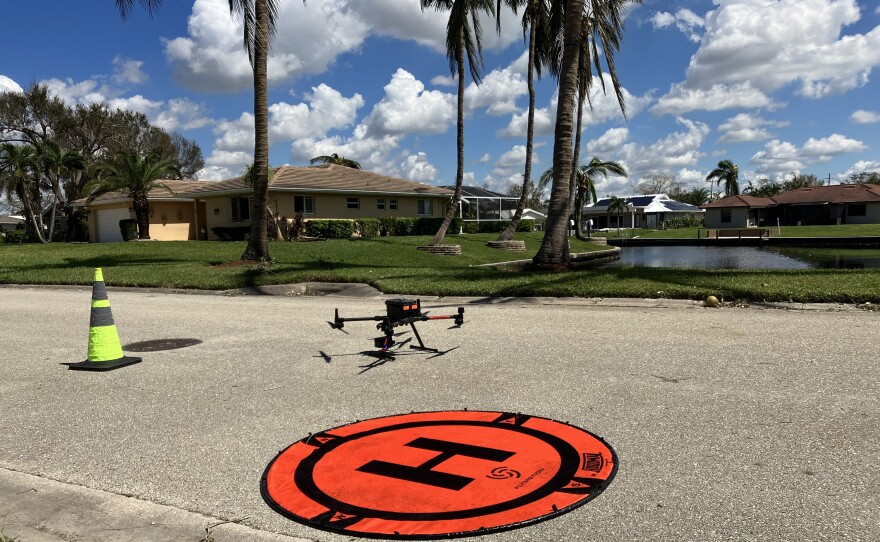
(96, 208, 132, 242)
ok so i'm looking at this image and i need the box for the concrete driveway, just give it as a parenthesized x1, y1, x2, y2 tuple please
(0, 286, 877, 541)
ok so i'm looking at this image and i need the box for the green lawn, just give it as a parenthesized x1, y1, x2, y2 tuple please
(2, 233, 878, 303)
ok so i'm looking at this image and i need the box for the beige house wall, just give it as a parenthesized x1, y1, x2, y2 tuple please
(200, 192, 448, 240)
(86, 201, 196, 241)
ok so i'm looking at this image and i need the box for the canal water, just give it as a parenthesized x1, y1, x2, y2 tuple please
(597, 246, 880, 270)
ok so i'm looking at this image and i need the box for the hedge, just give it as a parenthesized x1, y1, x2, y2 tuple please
(211, 226, 250, 241)
(461, 220, 535, 234)
(2, 229, 29, 244)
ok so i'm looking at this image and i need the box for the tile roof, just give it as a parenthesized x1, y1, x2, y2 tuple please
(74, 179, 210, 205)
(702, 195, 775, 208)
(769, 183, 880, 205)
(183, 164, 454, 197)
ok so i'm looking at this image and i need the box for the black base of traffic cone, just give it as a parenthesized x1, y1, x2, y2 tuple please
(66, 356, 142, 371)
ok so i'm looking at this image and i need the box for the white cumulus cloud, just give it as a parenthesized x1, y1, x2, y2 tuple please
(0, 75, 23, 94)
(650, 9, 705, 42)
(112, 56, 148, 85)
(751, 133, 866, 175)
(718, 113, 788, 143)
(851, 109, 880, 123)
(269, 84, 364, 141)
(364, 69, 454, 137)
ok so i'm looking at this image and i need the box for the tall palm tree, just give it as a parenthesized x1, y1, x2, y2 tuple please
(532, 0, 584, 265)
(87, 151, 180, 239)
(607, 195, 627, 233)
(494, 0, 553, 242)
(422, 0, 496, 247)
(116, 0, 287, 260)
(706, 160, 740, 197)
(309, 153, 362, 169)
(567, 0, 634, 218)
(0, 143, 44, 242)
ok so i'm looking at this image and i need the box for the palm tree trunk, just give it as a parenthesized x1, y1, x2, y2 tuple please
(133, 194, 150, 239)
(241, 0, 271, 261)
(431, 33, 466, 246)
(533, 0, 584, 266)
(496, 0, 537, 242)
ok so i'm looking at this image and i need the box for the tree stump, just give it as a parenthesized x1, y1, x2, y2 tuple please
(416, 245, 462, 255)
(485, 240, 526, 251)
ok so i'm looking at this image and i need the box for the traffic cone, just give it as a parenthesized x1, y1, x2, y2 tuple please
(68, 268, 142, 371)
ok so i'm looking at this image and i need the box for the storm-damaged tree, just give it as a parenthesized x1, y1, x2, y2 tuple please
(421, 0, 496, 247)
(87, 150, 180, 240)
(309, 153, 362, 169)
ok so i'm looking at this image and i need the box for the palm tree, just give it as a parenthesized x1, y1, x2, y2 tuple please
(87, 151, 180, 239)
(37, 141, 86, 241)
(0, 143, 46, 242)
(421, 0, 496, 247)
(116, 0, 288, 261)
(494, 0, 553, 242)
(573, 157, 626, 239)
(607, 195, 627, 233)
(532, 0, 585, 265)
(309, 153, 362, 169)
(567, 0, 633, 220)
(706, 160, 740, 197)
(677, 187, 709, 206)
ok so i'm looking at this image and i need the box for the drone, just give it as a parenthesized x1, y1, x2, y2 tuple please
(329, 298, 465, 360)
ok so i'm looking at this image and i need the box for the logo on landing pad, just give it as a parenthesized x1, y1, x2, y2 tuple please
(260, 410, 617, 539)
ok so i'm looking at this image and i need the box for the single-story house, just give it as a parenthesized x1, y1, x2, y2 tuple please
(583, 194, 705, 229)
(0, 215, 25, 232)
(702, 195, 775, 229)
(703, 184, 880, 228)
(78, 164, 454, 242)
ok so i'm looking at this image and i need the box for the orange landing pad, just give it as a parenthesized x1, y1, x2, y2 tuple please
(261, 410, 617, 539)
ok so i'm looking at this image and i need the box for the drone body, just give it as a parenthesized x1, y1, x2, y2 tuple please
(330, 299, 465, 359)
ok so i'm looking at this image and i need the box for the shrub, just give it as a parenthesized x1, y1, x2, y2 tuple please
(119, 219, 138, 241)
(411, 217, 462, 235)
(461, 220, 535, 234)
(662, 215, 705, 229)
(3, 229, 28, 244)
(211, 226, 250, 241)
(306, 219, 356, 239)
(355, 218, 380, 238)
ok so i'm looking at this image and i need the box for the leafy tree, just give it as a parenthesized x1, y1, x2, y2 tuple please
(573, 157, 625, 239)
(309, 153, 362, 169)
(637, 175, 674, 195)
(706, 159, 740, 197)
(87, 151, 180, 239)
(607, 195, 627, 233)
(0, 84, 203, 239)
(782, 172, 823, 191)
(421, 0, 496, 247)
(849, 171, 880, 185)
(116, 0, 288, 261)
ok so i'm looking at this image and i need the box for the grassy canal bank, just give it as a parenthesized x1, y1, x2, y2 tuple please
(2, 232, 879, 304)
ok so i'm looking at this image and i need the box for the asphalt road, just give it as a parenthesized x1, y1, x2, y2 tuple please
(0, 286, 877, 541)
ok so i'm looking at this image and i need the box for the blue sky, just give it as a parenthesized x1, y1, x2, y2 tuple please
(1, 0, 878, 198)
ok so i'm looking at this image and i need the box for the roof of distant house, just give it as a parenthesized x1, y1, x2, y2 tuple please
(181, 164, 453, 198)
(73, 179, 209, 206)
(702, 195, 776, 208)
(0, 215, 26, 224)
(703, 184, 880, 209)
(589, 194, 704, 213)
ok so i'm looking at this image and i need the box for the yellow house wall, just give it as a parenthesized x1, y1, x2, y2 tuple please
(200, 192, 448, 240)
(87, 201, 195, 241)
(147, 201, 196, 240)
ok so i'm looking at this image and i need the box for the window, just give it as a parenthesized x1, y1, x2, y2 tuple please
(417, 199, 433, 215)
(720, 208, 732, 223)
(377, 198, 385, 210)
(346, 197, 360, 209)
(848, 204, 866, 217)
(389, 199, 398, 210)
(294, 195, 315, 214)
(230, 197, 252, 221)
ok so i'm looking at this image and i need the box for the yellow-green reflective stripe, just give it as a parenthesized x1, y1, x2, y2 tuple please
(87, 324, 124, 362)
(93, 268, 104, 282)
(92, 299, 111, 308)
